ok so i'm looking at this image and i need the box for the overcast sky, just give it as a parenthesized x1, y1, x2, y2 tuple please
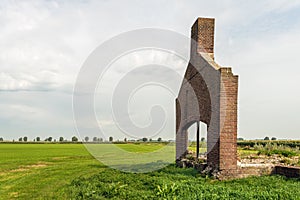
(1, 0, 300, 141)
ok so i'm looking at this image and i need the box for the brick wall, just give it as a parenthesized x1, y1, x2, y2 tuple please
(219, 165, 300, 180)
(191, 18, 215, 55)
(274, 166, 300, 178)
(219, 68, 238, 170)
(176, 17, 238, 173)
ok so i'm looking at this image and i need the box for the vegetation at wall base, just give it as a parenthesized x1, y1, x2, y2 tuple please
(70, 164, 300, 200)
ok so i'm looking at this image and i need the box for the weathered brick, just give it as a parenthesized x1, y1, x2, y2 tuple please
(176, 17, 238, 172)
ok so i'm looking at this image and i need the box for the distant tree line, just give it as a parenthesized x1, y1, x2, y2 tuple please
(0, 136, 166, 143)
(0, 136, 81, 142)
(264, 136, 277, 141)
(237, 136, 277, 141)
(2, 136, 282, 143)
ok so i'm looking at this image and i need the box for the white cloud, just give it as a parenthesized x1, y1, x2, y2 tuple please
(0, 0, 300, 140)
(0, 71, 61, 91)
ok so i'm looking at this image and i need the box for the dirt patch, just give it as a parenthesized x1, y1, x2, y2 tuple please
(239, 155, 300, 167)
(0, 162, 48, 175)
(9, 192, 19, 198)
(52, 156, 68, 160)
(27, 163, 48, 168)
(10, 168, 28, 172)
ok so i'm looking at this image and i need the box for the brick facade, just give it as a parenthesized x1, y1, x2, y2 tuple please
(274, 166, 300, 178)
(176, 17, 238, 172)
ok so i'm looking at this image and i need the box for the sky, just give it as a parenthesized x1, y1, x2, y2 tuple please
(0, 0, 300, 141)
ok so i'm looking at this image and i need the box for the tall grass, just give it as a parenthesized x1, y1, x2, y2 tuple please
(70, 165, 300, 199)
(253, 143, 299, 157)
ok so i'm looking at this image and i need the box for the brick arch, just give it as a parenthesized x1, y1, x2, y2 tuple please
(175, 65, 212, 133)
(176, 17, 238, 172)
(182, 118, 201, 132)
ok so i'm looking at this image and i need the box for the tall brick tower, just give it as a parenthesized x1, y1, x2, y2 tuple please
(176, 17, 238, 173)
(191, 18, 215, 57)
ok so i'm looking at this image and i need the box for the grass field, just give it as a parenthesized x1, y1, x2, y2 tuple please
(0, 144, 100, 199)
(0, 143, 299, 199)
(0, 143, 169, 199)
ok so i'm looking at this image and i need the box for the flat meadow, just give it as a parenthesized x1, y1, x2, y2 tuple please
(0, 143, 299, 199)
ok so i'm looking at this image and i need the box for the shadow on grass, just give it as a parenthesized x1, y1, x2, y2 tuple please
(109, 160, 171, 173)
(95, 161, 199, 178)
(87, 164, 108, 169)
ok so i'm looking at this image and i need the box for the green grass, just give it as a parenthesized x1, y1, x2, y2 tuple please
(188, 141, 207, 153)
(253, 143, 300, 157)
(237, 148, 258, 157)
(70, 165, 300, 199)
(115, 143, 166, 153)
(84, 143, 175, 173)
(0, 144, 101, 199)
(1, 143, 300, 199)
(0, 143, 172, 199)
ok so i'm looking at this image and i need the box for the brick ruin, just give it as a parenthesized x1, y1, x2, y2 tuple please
(176, 17, 238, 175)
(175, 17, 300, 179)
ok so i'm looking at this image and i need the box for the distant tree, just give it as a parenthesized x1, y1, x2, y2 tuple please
(36, 137, 40, 142)
(72, 136, 78, 142)
(84, 136, 89, 142)
(109, 136, 113, 142)
(237, 138, 244, 141)
(23, 136, 28, 142)
(124, 138, 127, 142)
(201, 137, 205, 142)
(59, 137, 64, 142)
(264, 136, 270, 141)
(18, 137, 22, 142)
(142, 137, 148, 142)
(271, 137, 277, 141)
(157, 137, 162, 142)
(93, 137, 97, 142)
(48, 137, 53, 142)
(0, 138, 3, 141)
(99, 138, 103, 142)
(149, 138, 152, 142)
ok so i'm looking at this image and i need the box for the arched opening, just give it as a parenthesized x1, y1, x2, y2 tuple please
(187, 121, 207, 160)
